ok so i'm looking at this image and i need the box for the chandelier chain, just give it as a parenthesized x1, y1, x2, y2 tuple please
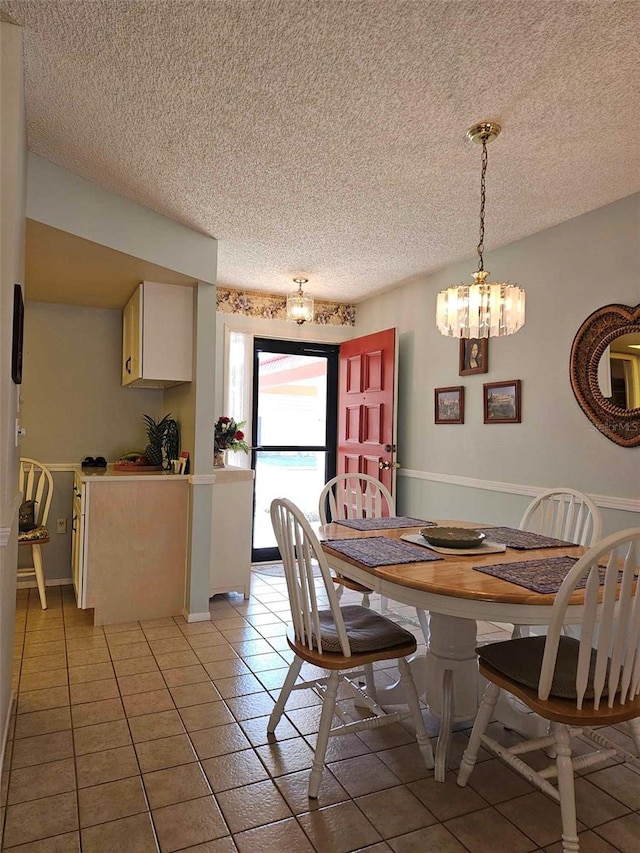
(476, 139, 488, 272)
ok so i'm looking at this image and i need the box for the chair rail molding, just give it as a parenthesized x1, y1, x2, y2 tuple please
(398, 468, 640, 514)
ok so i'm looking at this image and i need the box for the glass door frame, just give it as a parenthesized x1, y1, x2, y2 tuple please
(251, 337, 339, 563)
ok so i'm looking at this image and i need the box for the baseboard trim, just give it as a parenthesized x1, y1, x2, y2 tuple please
(17, 576, 73, 589)
(398, 468, 640, 514)
(182, 610, 211, 623)
(0, 691, 15, 776)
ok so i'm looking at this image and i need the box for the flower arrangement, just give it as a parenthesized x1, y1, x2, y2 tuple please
(214, 416, 249, 454)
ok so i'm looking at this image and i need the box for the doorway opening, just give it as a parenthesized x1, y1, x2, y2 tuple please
(251, 338, 338, 563)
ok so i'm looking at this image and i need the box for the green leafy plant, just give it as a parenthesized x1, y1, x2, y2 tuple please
(214, 416, 249, 454)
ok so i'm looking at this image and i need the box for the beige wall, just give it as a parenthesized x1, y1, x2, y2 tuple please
(0, 22, 26, 766)
(19, 302, 164, 580)
(21, 301, 163, 463)
(356, 193, 640, 535)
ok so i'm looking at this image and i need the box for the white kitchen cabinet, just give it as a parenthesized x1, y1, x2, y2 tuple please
(122, 281, 194, 388)
(210, 466, 254, 598)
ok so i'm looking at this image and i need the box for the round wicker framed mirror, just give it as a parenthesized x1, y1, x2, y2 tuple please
(570, 303, 640, 447)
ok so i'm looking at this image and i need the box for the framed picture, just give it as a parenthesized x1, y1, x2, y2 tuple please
(435, 386, 464, 424)
(484, 379, 521, 424)
(459, 337, 488, 375)
(11, 284, 24, 384)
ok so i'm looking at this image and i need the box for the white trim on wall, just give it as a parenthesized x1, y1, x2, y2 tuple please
(398, 468, 640, 514)
(42, 464, 76, 472)
(43, 463, 639, 513)
(17, 576, 74, 589)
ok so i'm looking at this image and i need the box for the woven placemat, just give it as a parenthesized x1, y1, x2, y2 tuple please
(475, 526, 575, 550)
(473, 556, 586, 594)
(336, 516, 436, 531)
(325, 536, 443, 567)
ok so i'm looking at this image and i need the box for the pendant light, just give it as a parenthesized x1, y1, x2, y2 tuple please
(436, 122, 525, 338)
(286, 277, 314, 325)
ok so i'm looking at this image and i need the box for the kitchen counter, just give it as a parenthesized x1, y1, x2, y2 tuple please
(76, 464, 190, 482)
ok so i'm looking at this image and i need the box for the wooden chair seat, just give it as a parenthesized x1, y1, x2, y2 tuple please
(479, 661, 640, 726)
(18, 526, 50, 544)
(286, 622, 416, 670)
(479, 635, 605, 701)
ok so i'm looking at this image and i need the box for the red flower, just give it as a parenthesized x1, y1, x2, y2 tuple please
(219, 416, 231, 424)
(235, 431, 244, 441)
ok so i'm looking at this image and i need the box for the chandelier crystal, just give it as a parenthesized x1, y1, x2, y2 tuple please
(286, 277, 314, 325)
(436, 121, 525, 338)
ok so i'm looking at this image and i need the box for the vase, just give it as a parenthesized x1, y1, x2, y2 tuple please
(214, 450, 225, 468)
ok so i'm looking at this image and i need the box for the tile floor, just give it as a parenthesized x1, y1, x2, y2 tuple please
(1, 572, 639, 852)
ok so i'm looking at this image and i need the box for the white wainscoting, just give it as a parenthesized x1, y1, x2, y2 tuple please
(398, 469, 640, 514)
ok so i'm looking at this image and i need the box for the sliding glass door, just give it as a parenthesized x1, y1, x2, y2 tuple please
(251, 338, 338, 563)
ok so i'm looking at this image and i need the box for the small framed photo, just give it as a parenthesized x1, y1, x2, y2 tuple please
(459, 337, 488, 376)
(484, 380, 521, 424)
(435, 386, 464, 424)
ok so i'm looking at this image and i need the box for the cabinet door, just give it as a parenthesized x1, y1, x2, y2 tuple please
(71, 479, 86, 606)
(122, 286, 143, 385)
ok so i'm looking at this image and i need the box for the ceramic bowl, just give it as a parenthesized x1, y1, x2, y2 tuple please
(420, 526, 486, 549)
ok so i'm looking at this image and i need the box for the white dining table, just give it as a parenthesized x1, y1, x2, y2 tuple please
(319, 520, 587, 781)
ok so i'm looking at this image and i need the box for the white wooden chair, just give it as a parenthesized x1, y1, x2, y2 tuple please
(318, 473, 394, 608)
(520, 487, 602, 547)
(458, 528, 640, 853)
(269, 497, 434, 798)
(513, 488, 602, 639)
(319, 473, 431, 643)
(18, 458, 54, 610)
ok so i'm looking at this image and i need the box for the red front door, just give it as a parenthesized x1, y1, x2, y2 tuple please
(337, 328, 397, 496)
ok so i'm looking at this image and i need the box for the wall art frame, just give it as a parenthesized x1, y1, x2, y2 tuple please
(11, 284, 24, 384)
(459, 337, 488, 376)
(435, 386, 464, 424)
(484, 379, 521, 424)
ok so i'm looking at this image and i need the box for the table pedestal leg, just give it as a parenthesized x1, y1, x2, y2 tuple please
(425, 614, 478, 722)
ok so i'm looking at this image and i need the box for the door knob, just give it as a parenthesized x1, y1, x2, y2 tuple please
(379, 460, 401, 470)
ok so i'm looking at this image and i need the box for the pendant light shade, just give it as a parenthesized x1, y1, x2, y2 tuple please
(286, 277, 314, 324)
(436, 122, 525, 338)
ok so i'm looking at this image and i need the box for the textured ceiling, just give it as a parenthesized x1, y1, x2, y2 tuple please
(1, 0, 639, 303)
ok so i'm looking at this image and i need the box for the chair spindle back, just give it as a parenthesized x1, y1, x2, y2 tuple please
(319, 473, 395, 525)
(18, 458, 54, 527)
(520, 488, 602, 547)
(541, 528, 640, 709)
(271, 498, 351, 657)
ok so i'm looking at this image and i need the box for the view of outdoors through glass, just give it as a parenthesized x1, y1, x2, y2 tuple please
(253, 352, 329, 552)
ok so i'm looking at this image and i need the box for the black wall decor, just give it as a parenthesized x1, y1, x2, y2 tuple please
(11, 284, 24, 384)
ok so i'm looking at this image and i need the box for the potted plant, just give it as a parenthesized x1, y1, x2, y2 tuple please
(214, 416, 249, 467)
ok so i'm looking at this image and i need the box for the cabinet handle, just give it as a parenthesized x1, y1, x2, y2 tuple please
(71, 516, 77, 532)
(125, 356, 132, 374)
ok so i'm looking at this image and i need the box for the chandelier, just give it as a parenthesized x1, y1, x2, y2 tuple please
(286, 277, 314, 325)
(436, 122, 525, 338)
